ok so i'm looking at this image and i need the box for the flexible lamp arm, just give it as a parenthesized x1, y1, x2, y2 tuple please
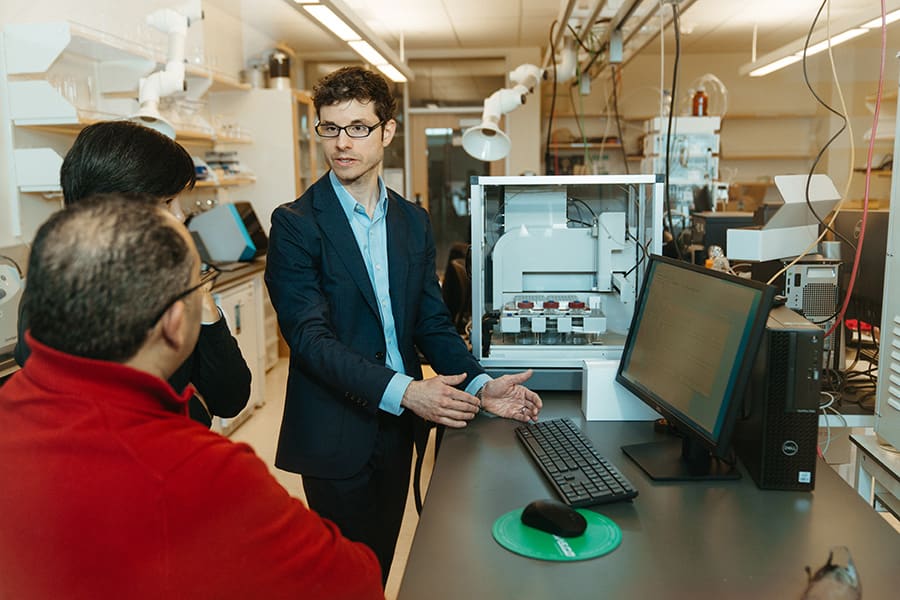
(462, 63, 544, 161)
(137, 4, 203, 114)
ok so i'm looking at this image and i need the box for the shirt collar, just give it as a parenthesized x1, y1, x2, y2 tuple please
(329, 170, 387, 221)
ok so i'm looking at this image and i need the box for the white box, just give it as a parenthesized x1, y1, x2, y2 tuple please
(727, 224, 819, 261)
(726, 174, 841, 262)
(581, 359, 661, 421)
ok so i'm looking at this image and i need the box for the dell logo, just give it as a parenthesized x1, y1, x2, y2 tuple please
(782, 440, 799, 456)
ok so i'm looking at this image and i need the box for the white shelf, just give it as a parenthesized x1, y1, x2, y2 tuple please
(4, 21, 247, 94)
(1, 20, 254, 244)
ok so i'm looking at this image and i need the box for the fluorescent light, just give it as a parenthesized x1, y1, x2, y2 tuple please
(375, 63, 407, 83)
(749, 55, 804, 77)
(290, 0, 414, 82)
(800, 29, 867, 57)
(862, 9, 900, 28)
(348, 40, 387, 66)
(742, 2, 900, 77)
(302, 5, 359, 41)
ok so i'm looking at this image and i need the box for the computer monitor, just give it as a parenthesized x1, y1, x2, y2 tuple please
(616, 255, 776, 481)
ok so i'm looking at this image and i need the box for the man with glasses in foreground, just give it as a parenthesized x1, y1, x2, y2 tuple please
(265, 66, 543, 583)
(0, 194, 383, 599)
(14, 120, 250, 428)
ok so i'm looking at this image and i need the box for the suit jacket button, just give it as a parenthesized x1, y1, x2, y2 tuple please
(375, 351, 385, 360)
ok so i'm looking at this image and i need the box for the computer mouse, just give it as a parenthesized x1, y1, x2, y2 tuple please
(520, 499, 587, 538)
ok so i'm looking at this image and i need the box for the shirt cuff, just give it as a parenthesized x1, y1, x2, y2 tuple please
(380, 373, 413, 415)
(465, 373, 492, 398)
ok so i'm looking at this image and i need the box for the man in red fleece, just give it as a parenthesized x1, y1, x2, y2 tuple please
(0, 194, 383, 599)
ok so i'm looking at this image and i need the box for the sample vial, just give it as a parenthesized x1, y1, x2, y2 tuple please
(542, 300, 561, 345)
(517, 301, 536, 345)
(568, 300, 587, 345)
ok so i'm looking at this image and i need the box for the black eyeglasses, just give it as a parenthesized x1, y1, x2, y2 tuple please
(149, 266, 220, 326)
(315, 120, 386, 139)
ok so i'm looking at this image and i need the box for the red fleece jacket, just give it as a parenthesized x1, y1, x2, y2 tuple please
(0, 334, 382, 599)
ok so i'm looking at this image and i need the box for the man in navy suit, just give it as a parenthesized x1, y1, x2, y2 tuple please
(265, 66, 542, 583)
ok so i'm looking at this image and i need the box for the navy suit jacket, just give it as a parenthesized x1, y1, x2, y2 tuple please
(265, 175, 484, 478)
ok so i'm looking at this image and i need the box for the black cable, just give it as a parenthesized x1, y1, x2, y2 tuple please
(664, 1, 682, 259)
(567, 24, 593, 53)
(567, 82, 589, 167)
(568, 219, 593, 228)
(545, 20, 560, 175)
(624, 238, 651, 278)
(800, 0, 856, 249)
(569, 196, 596, 218)
(610, 64, 630, 174)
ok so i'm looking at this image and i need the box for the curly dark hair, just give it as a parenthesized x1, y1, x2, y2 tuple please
(312, 66, 397, 123)
(27, 193, 194, 362)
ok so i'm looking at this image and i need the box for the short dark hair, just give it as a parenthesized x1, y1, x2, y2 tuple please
(313, 66, 398, 123)
(27, 194, 194, 362)
(60, 121, 196, 206)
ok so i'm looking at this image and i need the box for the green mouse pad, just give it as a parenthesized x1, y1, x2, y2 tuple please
(492, 507, 622, 561)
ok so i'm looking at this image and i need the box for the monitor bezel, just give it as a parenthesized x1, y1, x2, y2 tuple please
(616, 254, 776, 461)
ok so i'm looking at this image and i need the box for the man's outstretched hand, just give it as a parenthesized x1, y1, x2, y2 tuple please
(481, 369, 542, 422)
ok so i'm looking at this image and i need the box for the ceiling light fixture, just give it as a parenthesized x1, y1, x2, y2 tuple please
(740, 2, 900, 78)
(288, 0, 413, 83)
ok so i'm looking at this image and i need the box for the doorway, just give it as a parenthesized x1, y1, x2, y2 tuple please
(409, 112, 502, 276)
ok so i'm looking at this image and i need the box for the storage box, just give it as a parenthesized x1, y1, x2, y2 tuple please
(581, 359, 660, 421)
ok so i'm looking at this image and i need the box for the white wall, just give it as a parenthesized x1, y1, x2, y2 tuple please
(504, 47, 542, 176)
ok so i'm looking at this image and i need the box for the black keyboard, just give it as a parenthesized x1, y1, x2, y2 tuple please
(515, 418, 638, 507)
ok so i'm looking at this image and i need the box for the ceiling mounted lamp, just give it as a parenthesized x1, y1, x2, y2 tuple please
(289, 0, 413, 83)
(462, 64, 544, 161)
(740, 3, 900, 78)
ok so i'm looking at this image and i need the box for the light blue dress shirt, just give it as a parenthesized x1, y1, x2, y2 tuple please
(329, 172, 489, 415)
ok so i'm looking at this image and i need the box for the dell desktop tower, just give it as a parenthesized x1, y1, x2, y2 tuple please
(733, 306, 822, 491)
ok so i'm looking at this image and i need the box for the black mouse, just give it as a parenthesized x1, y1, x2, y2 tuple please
(520, 499, 587, 538)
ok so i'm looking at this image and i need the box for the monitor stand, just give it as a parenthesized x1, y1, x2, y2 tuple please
(622, 437, 740, 482)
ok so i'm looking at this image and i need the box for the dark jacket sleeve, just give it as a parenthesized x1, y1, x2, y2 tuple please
(188, 317, 252, 419)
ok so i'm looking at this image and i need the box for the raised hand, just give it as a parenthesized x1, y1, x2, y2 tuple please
(481, 369, 542, 422)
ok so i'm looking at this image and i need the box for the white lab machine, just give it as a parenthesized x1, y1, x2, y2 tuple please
(0, 262, 24, 356)
(469, 174, 663, 394)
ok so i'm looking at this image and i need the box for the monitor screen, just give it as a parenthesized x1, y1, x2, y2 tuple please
(617, 255, 775, 481)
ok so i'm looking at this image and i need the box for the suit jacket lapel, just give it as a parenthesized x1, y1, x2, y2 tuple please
(386, 192, 409, 338)
(312, 179, 380, 318)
